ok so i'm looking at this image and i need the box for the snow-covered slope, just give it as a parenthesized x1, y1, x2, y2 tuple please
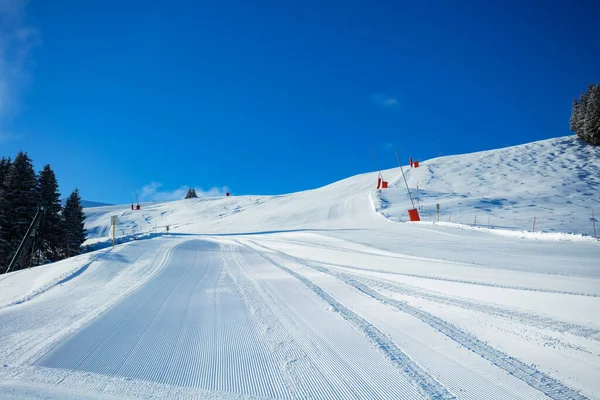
(1, 135, 599, 399)
(379, 136, 599, 234)
(84, 135, 599, 242)
(83, 169, 393, 241)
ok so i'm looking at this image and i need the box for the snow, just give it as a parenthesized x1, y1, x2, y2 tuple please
(376, 136, 599, 236)
(0, 253, 98, 309)
(0, 135, 599, 399)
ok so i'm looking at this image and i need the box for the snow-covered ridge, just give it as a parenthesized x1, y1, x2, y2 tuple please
(84, 135, 599, 241)
(377, 135, 599, 235)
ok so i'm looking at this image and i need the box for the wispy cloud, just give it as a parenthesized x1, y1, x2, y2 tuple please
(0, 0, 39, 138)
(0, 131, 12, 144)
(370, 93, 400, 108)
(140, 182, 229, 202)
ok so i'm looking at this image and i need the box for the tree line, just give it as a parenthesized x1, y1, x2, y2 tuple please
(570, 83, 600, 145)
(0, 151, 86, 274)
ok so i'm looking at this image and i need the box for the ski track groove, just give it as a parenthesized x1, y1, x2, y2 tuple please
(232, 247, 355, 399)
(0, 241, 176, 366)
(227, 246, 349, 400)
(229, 244, 424, 400)
(328, 267, 600, 342)
(116, 250, 203, 388)
(70, 245, 198, 376)
(252, 241, 590, 400)
(313, 233, 600, 279)
(304, 257, 600, 298)
(236, 240, 456, 400)
(231, 248, 384, 399)
(36, 240, 292, 399)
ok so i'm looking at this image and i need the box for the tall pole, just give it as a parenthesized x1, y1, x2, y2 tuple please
(5, 209, 44, 274)
(592, 209, 596, 238)
(394, 149, 415, 209)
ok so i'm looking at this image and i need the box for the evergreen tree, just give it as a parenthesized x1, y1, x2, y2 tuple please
(63, 189, 86, 256)
(577, 91, 589, 139)
(570, 84, 600, 145)
(185, 188, 198, 199)
(38, 165, 65, 261)
(575, 92, 588, 139)
(0, 157, 10, 269)
(582, 84, 600, 145)
(570, 99, 581, 134)
(0, 157, 12, 189)
(0, 152, 39, 272)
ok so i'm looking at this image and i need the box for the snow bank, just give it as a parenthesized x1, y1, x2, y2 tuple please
(0, 254, 100, 309)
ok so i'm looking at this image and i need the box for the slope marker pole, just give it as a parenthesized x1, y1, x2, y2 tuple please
(394, 149, 415, 209)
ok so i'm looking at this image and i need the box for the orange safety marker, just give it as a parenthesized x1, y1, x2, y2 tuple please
(407, 208, 420, 221)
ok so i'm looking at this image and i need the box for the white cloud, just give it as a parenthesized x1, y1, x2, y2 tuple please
(140, 182, 229, 202)
(0, 0, 39, 137)
(370, 93, 400, 108)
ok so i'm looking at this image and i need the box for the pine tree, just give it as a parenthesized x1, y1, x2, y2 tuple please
(38, 165, 65, 261)
(0, 157, 11, 269)
(570, 84, 600, 145)
(582, 84, 600, 145)
(185, 188, 198, 199)
(63, 189, 86, 256)
(578, 91, 589, 139)
(0, 152, 39, 272)
(570, 99, 581, 134)
(0, 157, 12, 189)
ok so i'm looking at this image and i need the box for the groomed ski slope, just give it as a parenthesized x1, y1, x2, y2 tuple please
(0, 135, 599, 399)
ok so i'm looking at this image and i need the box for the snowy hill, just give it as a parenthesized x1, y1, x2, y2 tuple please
(377, 136, 599, 235)
(61, 199, 113, 208)
(84, 135, 599, 242)
(1, 135, 599, 399)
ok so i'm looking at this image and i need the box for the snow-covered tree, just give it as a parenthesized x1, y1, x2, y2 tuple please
(571, 84, 600, 145)
(582, 84, 600, 145)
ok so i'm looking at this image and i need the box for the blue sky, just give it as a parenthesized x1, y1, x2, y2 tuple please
(1, 0, 599, 204)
